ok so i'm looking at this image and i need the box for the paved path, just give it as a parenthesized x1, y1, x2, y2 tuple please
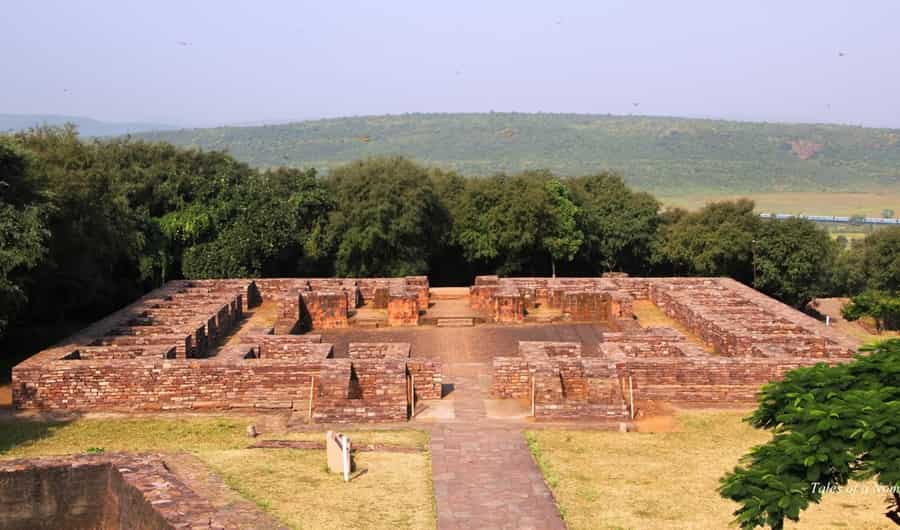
(428, 364, 566, 530)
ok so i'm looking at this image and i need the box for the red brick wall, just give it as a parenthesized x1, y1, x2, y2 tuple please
(407, 359, 443, 400)
(313, 359, 409, 423)
(301, 291, 349, 329)
(387, 294, 419, 326)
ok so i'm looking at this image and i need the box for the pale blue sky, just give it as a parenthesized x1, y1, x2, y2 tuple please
(2, 1, 898, 127)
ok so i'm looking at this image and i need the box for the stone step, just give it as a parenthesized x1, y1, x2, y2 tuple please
(429, 287, 470, 300)
(437, 317, 474, 327)
(353, 319, 384, 328)
(524, 314, 562, 324)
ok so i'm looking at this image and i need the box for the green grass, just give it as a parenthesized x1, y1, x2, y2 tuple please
(0, 418, 436, 530)
(527, 410, 895, 529)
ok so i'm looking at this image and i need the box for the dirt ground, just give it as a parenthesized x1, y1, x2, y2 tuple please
(0, 385, 10, 408)
(811, 297, 899, 345)
(319, 322, 610, 361)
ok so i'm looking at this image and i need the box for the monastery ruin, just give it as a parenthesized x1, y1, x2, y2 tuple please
(11, 275, 858, 424)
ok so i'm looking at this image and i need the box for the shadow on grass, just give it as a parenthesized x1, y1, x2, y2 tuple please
(0, 418, 76, 455)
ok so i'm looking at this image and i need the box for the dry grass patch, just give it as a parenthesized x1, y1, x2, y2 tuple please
(0, 418, 250, 457)
(0, 418, 436, 530)
(527, 410, 894, 529)
(661, 192, 900, 217)
(631, 300, 712, 352)
(259, 429, 429, 449)
(202, 448, 434, 530)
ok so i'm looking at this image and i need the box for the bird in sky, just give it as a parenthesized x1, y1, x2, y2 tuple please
(838, 51, 846, 57)
(632, 102, 640, 107)
(177, 41, 191, 47)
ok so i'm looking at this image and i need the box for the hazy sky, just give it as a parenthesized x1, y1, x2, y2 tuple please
(3, 1, 899, 128)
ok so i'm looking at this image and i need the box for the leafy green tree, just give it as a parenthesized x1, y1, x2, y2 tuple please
(182, 168, 331, 278)
(324, 156, 445, 277)
(720, 339, 900, 529)
(883, 209, 895, 219)
(655, 199, 760, 282)
(567, 173, 660, 273)
(542, 179, 582, 277)
(0, 139, 49, 337)
(753, 218, 837, 308)
(842, 291, 900, 333)
(860, 227, 900, 293)
(183, 169, 331, 278)
(10, 126, 148, 322)
(450, 172, 554, 275)
(832, 227, 900, 296)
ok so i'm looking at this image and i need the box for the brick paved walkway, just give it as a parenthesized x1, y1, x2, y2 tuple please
(428, 364, 566, 530)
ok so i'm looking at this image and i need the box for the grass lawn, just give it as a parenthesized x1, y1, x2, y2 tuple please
(0, 417, 435, 530)
(661, 191, 900, 217)
(527, 411, 895, 529)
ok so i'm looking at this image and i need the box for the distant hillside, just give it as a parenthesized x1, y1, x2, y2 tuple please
(0, 114, 177, 137)
(133, 113, 900, 195)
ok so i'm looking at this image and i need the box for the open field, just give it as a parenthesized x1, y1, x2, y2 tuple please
(527, 410, 895, 529)
(0, 418, 435, 530)
(661, 191, 900, 216)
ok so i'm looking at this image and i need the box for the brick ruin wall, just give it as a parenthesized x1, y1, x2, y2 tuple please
(489, 276, 860, 417)
(491, 342, 629, 420)
(0, 454, 278, 530)
(260, 276, 426, 331)
(11, 277, 440, 423)
(471, 275, 634, 325)
(13, 274, 858, 422)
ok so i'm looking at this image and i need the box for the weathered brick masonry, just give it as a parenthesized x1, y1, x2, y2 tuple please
(13, 274, 856, 423)
(12, 277, 440, 423)
(471, 275, 635, 325)
(0, 453, 281, 529)
(489, 276, 860, 419)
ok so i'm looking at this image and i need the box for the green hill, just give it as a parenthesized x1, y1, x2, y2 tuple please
(133, 113, 900, 196)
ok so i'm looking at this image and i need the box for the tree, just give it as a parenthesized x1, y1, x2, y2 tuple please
(450, 172, 554, 275)
(752, 218, 837, 308)
(567, 173, 660, 273)
(883, 209, 895, 219)
(0, 139, 49, 338)
(542, 179, 582, 277)
(832, 227, 900, 296)
(655, 199, 760, 282)
(849, 214, 866, 226)
(324, 157, 446, 277)
(182, 168, 332, 279)
(842, 291, 900, 333)
(860, 227, 900, 293)
(720, 339, 900, 529)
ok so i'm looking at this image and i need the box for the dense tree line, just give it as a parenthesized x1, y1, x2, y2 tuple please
(1, 128, 898, 368)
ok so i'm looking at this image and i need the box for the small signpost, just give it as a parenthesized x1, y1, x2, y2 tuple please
(326, 431, 351, 482)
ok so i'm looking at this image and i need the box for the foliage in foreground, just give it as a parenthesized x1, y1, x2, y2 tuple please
(720, 339, 900, 529)
(843, 292, 900, 333)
